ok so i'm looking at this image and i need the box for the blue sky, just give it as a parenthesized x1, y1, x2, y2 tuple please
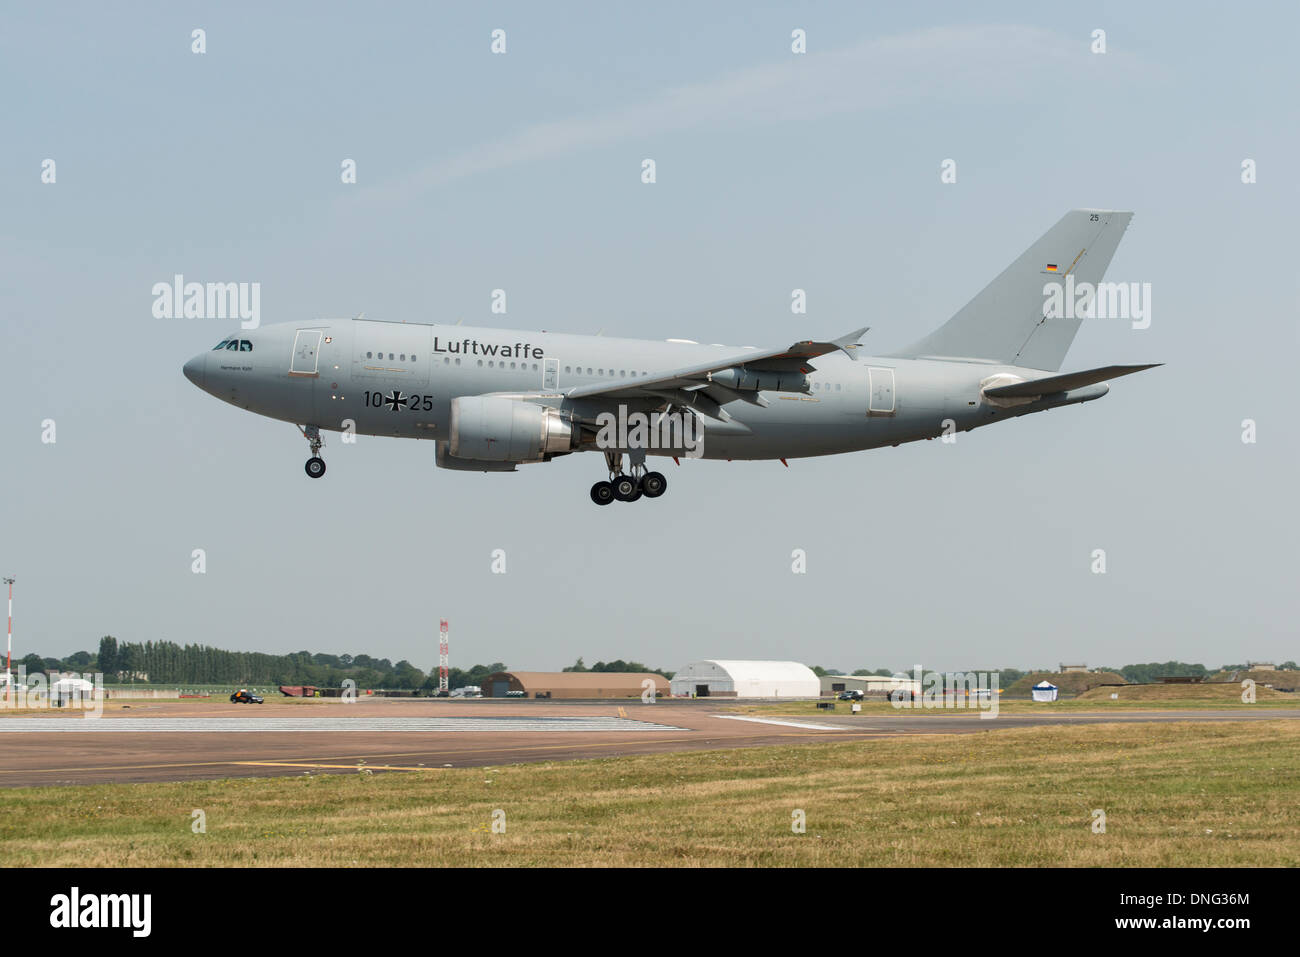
(1, 2, 1296, 674)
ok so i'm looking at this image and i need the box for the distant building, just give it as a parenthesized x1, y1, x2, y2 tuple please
(1059, 663, 1088, 673)
(670, 660, 819, 698)
(820, 673, 921, 696)
(479, 671, 668, 699)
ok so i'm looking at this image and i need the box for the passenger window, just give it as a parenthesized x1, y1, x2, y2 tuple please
(366, 351, 373, 358)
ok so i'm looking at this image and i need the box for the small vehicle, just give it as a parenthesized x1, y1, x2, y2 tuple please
(505, 690, 526, 698)
(230, 689, 264, 704)
(836, 690, 864, 701)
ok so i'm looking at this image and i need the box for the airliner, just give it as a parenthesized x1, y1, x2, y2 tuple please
(182, 209, 1158, 505)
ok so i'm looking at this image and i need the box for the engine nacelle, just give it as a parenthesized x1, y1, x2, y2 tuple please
(449, 396, 577, 462)
(709, 367, 809, 393)
(435, 442, 517, 472)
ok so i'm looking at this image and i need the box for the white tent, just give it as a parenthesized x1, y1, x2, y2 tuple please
(1031, 680, 1059, 702)
(51, 676, 95, 706)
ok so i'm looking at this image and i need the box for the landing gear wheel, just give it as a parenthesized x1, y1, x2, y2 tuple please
(613, 475, 639, 501)
(305, 456, 326, 479)
(590, 481, 615, 506)
(641, 471, 667, 498)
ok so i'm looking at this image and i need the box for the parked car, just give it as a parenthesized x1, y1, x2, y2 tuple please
(836, 690, 864, 701)
(230, 689, 264, 704)
(505, 690, 526, 698)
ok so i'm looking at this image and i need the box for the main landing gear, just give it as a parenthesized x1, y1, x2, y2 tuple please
(299, 425, 326, 479)
(590, 451, 666, 506)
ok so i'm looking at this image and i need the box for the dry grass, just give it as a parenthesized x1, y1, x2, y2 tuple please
(1004, 671, 1127, 695)
(2, 721, 1298, 867)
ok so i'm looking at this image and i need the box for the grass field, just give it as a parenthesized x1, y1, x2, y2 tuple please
(2, 720, 1298, 866)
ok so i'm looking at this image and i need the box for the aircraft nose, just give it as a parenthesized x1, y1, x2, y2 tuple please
(182, 354, 206, 388)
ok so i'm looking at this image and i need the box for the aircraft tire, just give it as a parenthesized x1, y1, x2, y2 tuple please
(612, 475, 639, 501)
(305, 456, 327, 479)
(590, 481, 615, 506)
(641, 472, 667, 498)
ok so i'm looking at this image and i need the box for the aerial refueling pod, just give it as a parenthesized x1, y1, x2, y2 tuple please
(709, 367, 809, 393)
(449, 396, 578, 462)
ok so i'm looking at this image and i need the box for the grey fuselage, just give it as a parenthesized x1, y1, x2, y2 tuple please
(183, 318, 1109, 462)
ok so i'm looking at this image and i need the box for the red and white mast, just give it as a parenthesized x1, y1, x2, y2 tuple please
(438, 619, 449, 694)
(3, 577, 13, 700)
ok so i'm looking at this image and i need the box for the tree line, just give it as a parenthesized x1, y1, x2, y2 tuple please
(562, 657, 675, 679)
(15, 643, 1294, 690)
(13, 637, 507, 691)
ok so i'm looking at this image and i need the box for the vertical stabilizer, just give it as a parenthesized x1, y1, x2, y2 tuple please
(891, 209, 1134, 370)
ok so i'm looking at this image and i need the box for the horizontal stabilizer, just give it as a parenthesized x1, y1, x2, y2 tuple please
(984, 363, 1162, 398)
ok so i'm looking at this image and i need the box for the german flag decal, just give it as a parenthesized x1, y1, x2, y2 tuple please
(1045, 263, 1058, 272)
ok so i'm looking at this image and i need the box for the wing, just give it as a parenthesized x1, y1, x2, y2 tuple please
(561, 328, 869, 419)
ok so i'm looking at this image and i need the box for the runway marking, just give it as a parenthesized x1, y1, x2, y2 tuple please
(712, 714, 854, 731)
(233, 761, 442, 772)
(0, 716, 685, 733)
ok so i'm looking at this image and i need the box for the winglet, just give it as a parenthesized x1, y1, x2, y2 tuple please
(786, 327, 870, 362)
(832, 326, 870, 360)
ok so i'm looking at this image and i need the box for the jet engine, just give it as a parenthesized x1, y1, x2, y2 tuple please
(449, 396, 578, 462)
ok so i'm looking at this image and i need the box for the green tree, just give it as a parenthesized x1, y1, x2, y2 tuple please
(64, 651, 93, 669)
(98, 636, 118, 677)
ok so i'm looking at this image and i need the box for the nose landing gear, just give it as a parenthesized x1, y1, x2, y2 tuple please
(299, 425, 326, 479)
(589, 451, 667, 505)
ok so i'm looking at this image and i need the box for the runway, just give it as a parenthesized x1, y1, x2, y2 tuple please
(0, 699, 1295, 787)
(0, 715, 685, 733)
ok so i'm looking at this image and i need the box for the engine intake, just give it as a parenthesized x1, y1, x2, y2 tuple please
(449, 396, 577, 462)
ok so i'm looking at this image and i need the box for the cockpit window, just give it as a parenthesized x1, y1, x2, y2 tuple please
(212, 339, 230, 351)
(226, 340, 239, 350)
(239, 340, 252, 352)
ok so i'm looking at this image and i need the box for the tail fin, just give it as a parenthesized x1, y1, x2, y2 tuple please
(890, 209, 1134, 371)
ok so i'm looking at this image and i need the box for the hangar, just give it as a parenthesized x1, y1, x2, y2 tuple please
(479, 671, 669, 699)
(670, 660, 819, 698)
(820, 674, 921, 696)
